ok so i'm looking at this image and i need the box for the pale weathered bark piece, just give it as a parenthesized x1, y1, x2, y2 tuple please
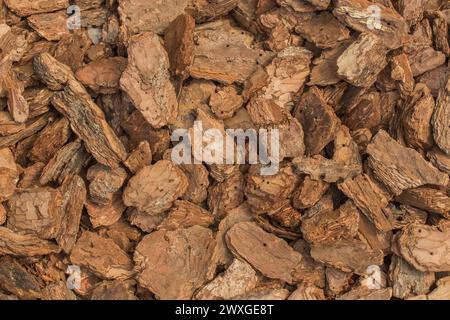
(179, 163, 209, 204)
(389, 255, 435, 299)
(190, 19, 273, 84)
(134, 226, 215, 300)
(86, 164, 127, 206)
(75, 57, 128, 94)
(226, 222, 303, 283)
(396, 187, 450, 218)
(33, 53, 127, 168)
(158, 200, 214, 231)
(4, 0, 68, 17)
(432, 77, 450, 155)
(337, 33, 389, 88)
(195, 259, 258, 300)
(367, 130, 449, 195)
(120, 32, 178, 129)
(209, 86, 244, 119)
(0, 226, 60, 256)
(6, 187, 63, 239)
(207, 167, 244, 217)
(398, 224, 450, 272)
(70, 231, 134, 279)
(123, 160, 188, 215)
(427, 276, 450, 300)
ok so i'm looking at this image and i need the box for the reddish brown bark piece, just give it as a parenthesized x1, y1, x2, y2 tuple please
(207, 168, 244, 217)
(164, 13, 195, 81)
(367, 130, 449, 195)
(85, 192, 126, 228)
(190, 19, 273, 84)
(396, 187, 450, 218)
(29, 117, 72, 163)
(87, 164, 127, 206)
(0, 257, 41, 300)
(120, 32, 178, 129)
(292, 176, 329, 209)
(123, 141, 152, 174)
(75, 57, 128, 94)
(134, 226, 215, 299)
(158, 200, 214, 230)
(209, 86, 244, 119)
(0, 147, 19, 202)
(432, 77, 450, 155)
(428, 148, 450, 174)
(27, 11, 70, 41)
(91, 280, 137, 300)
(0, 203, 5, 225)
(0, 226, 60, 256)
(295, 87, 340, 155)
(33, 53, 127, 168)
(123, 160, 188, 215)
(54, 32, 92, 72)
(188, 0, 238, 22)
(179, 163, 209, 204)
(338, 174, 393, 232)
(70, 231, 134, 279)
(6, 187, 63, 239)
(407, 46, 446, 77)
(226, 222, 303, 284)
(3, 0, 68, 16)
(398, 224, 450, 272)
(118, 0, 189, 36)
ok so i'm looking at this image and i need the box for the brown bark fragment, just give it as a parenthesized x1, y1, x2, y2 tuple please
(85, 192, 126, 228)
(123, 141, 152, 174)
(292, 176, 329, 209)
(4, 0, 68, 17)
(87, 164, 127, 206)
(120, 32, 178, 129)
(0, 257, 41, 299)
(338, 287, 392, 300)
(158, 200, 214, 231)
(179, 163, 210, 204)
(209, 86, 244, 119)
(33, 53, 127, 168)
(134, 226, 215, 300)
(367, 130, 449, 195)
(428, 148, 450, 174)
(396, 187, 450, 218)
(188, 0, 238, 22)
(432, 77, 450, 155)
(42, 281, 77, 300)
(27, 11, 70, 41)
(288, 285, 326, 300)
(123, 160, 188, 215)
(0, 147, 19, 201)
(70, 231, 134, 279)
(54, 32, 92, 72)
(0, 226, 60, 256)
(208, 167, 244, 217)
(91, 280, 137, 300)
(407, 46, 446, 77)
(226, 221, 303, 283)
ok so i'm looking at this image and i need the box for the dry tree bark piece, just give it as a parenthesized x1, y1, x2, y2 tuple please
(389, 255, 435, 299)
(28, 117, 71, 163)
(288, 285, 326, 300)
(426, 276, 450, 300)
(188, 0, 238, 22)
(387, 205, 428, 230)
(33, 53, 127, 168)
(0, 257, 41, 300)
(267, 200, 302, 231)
(304, 0, 330, 10)
(120, 32, 178, 129)
(301, 201, 360, 245)
(179, 163, 209, 204)
(91, 280, 137, 300)
(398, 224, 450, 272)
(402, 84, 434, 150)
(70, 231, 134, 279)
(295, 86, 340, 155)
(85, 192, 126, 228)
(0, 147, 19, 201)
(293, 155, 361, 183)
(190, 19, 273, 84)
(310, 238, 384, 274)
(4, 71, 29, 124)
(54, 32, 92, 72)
(418, 64, 449, 98)
(27, 11, 70, 41)
(42, 281, 77, 300)
(325, 267, 353, 298)
(118, 0, 189, 36)
(292, 176, 329, 209)
(226, 221, 303, 284)
(427, 10, 450, 56)
(232, 285, 290, 300)
(333, 0, 408, 49)
(24, 88, 53, 118)
(86, 164, 127, 206)
(396, 187, 450, 218)
(295, 11, 350, 49)
(337, 33, 389, 88)
(6, 187, 63, 239)
(195, 258, 258, 300)
(391, 52, 415, 96)
(164, 13, 195, 81)
(75, 57, 128, 94)
(158, 200, 214, 231)
(213, 203, 254, 268)
(367, 130, 449, 195)
(40, 139, 91, 185)
(134, 225, 215, 300)
(0, 226, 60, 256)
(56, 175, 86, 254)
(337, 287, 392, 300)
(0, 203, 5, 225)
(127, 208, 165, 233)
(245, 164, 298, 214)
(407, 46, 446, 77)
(395, 0, 426, 26)
(338, 173, 393, 232)
(0, 111, 25, 136)
(207, 167, 244, 217)
(123, 160, 188, 215)
(432, 77, 450, 155)
(209, 86, 244, 119)
(428, 148, 450, 174)
(291, 239, 325, 287)
(123, 141, 152, 174)
(3, 0, 68, 17)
